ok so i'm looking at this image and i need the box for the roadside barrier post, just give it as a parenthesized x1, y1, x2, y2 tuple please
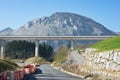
(0, 73, 2, 80)
(3, 72, 8, 80)
(9, 71, 14, 80)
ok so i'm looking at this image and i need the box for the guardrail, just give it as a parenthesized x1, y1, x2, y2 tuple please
(0, 64, 36, 80)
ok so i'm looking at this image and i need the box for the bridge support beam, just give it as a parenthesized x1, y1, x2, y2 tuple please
(0, 40, 5, 59)
(70, 40, 74, 50)
(35, 40, 39, 57)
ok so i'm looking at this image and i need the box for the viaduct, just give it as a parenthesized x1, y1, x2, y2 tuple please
(0, 36, 114, 59)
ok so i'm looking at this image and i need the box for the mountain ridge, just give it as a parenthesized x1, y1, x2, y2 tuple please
(0, 27, 13, 36)
(0, 12, 116, 36)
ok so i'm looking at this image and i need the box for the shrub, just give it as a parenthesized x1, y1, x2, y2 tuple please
(0, 59, 18, 72)
(53, 46, 69, 66)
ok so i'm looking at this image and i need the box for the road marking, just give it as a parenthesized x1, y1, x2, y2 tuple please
(36, 76, 80, 79)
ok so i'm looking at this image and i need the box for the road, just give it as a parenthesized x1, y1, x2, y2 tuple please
(23, 64, 84, 80)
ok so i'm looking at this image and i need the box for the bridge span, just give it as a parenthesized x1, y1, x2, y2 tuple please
(0, 36, 114, 59)
(0, 36, 114, 40)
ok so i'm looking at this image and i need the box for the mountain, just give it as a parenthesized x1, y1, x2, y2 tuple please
(116, 32, 120, 35)
(0, 27, 13, 36)
(11, 12, 116, 36)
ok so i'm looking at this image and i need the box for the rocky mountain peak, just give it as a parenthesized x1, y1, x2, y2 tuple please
(2, 27, 13, 32)
(0, 27, 13, 36)
(0, 12, 116, 36)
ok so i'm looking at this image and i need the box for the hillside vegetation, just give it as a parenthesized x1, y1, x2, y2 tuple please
(92, 36, 120, 51)
(0, 59, 18, 72)
(53, 46, 69, 66)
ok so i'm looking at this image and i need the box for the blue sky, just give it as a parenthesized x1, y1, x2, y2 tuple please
(0, 0, 120, 32)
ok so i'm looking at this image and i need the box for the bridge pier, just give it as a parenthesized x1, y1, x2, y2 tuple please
(0, 40, 5, 59)
(70, 40, 74, 50)
(35, 40, 39, 57)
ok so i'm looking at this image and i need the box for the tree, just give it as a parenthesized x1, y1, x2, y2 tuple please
(5, 41, 35, 59)
(39, 42, 54, 61)
(5, 41, 54, 61)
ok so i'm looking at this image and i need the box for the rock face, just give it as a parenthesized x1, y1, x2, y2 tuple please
(65, 51, 88, 64)
(0, 27, 13, 36)
(10, 12, 115, 36)
(83, 48, 120, 71)
(117, 32, 120, 35)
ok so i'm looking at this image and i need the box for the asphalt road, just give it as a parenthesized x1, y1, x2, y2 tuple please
(23, 64, 84, 80)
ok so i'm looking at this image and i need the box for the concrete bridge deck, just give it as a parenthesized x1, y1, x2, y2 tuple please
(0, 36, 114, 40)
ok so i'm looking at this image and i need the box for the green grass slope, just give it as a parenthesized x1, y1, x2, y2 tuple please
(92, 36, 120, 51)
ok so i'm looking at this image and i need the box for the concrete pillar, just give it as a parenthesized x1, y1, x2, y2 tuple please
(35, 40, 39, 57)
(0, 40, 5, 59)
(70, 40, 74, 50)
(1, 46, 4, 59)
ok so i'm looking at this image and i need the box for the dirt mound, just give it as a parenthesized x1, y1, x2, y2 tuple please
(26, 57, 46, 64)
